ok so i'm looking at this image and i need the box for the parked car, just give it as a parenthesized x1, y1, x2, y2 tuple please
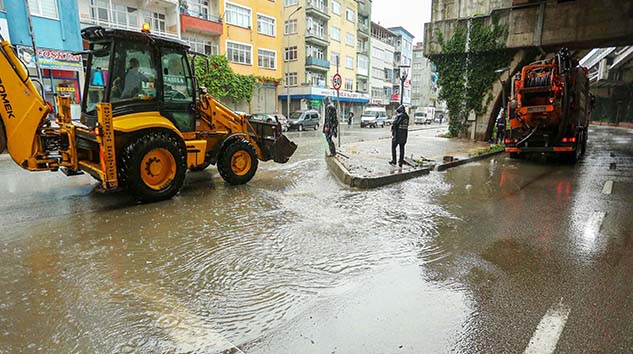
(385, 115, 395, 126)
(287, 110, 320, 131)
(360, 107, 387, 128)
(251, 113, 276, 123)
(414, 112, 433, 125)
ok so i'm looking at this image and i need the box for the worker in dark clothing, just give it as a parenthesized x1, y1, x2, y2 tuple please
(323, 98, 338, 156)
(496, 113, 506, 144)
(390, 104, 409, 167)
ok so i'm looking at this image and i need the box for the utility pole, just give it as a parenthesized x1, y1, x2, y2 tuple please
(336, 56, 341, 147)
(24, 0, 44, 89)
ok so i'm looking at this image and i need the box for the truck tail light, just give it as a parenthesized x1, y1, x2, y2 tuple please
(562, 137, 568, 143)
(504, 138, 511, 144)
(570, 137, 576, 143)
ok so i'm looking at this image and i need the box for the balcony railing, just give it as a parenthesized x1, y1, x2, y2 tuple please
(306, 0, 329, 17)
(306, 57, 330, 69)
(305, 29, 329, 43)
(181, 8, 222, 23)
(85, 18, 178, 38)
(358, 22, 369, 34)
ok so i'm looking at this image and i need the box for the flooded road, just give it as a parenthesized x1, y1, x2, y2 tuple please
(1, 125, 632, 353)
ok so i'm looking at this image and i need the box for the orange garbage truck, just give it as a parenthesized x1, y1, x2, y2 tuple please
(505, 48, 592, 163)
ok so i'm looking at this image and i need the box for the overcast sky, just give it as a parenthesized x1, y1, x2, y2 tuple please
(371, 0, 432, 44)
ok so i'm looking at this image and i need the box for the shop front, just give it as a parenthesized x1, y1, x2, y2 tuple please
(16, 46, 83, 116)
(279, 87, 370, 120)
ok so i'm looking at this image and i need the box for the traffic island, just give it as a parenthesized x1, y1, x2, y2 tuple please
(325, 129, 502, 188)
(326, 152, 433, 189)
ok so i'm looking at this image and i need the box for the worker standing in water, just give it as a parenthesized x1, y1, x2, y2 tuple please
(323, 97, 338, 156)
(390, 104, 409, 168)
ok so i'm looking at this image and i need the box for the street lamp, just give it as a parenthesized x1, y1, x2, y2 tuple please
(495, 66, 510, 119)
(399, 65, 410, 106)
(285, 6, 302, 117)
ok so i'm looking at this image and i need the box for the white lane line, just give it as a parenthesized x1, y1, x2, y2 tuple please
(602, 180, 614, 195)
(524, 298, 571, 354)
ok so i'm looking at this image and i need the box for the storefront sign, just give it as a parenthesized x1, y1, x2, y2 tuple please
(16, 45, 83, 72)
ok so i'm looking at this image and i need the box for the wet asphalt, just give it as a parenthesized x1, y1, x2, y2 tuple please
(0, 125, 631, 353)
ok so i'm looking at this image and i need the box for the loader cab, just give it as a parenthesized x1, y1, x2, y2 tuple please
(80, 26, 196, 131)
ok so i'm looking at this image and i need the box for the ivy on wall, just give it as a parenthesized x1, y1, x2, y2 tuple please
(194, 55, 257, 104)
(430, 17, 515, 137)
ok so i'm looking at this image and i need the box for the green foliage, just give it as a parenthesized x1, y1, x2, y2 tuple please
(194, 55, 256, 103)
(430, 18, 515, 137)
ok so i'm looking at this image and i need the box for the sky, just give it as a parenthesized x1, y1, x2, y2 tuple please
(371, 0, 433, 44)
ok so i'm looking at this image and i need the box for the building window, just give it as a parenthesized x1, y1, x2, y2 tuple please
(284, 46, 297, 61)
(227, 41, 252, 65)
(29, 0, 58, 19)
(144, 11, 166, 34)
(183, 34, 219, 55)
(345, 33, 354, 47)
(112, 4, 139, 28)
(284, 19, 297, 34)
(345, 79, 353, 91)
(345, 56, 353, 69)
(306, 45, 325, 60)
(345, 8, 355, 22)
(226, 2, 251, 28)
(0, 0, 4, 10)
(358, 55, 368, 71)
(284, 0, 297, 6)
(330, 26, 340, 41)
(89, 0, 110, 22)
(186, 0, 209, 20)
(330, 52, 339, 66)
(285, 72, 298, 86)
(258, 49, 276, 69)
(331, 0, 340, 15)
(257, 14, 276, 36)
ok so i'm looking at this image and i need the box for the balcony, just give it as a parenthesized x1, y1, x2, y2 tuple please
(85, 18, 179, 38)
(358, 21, 369, 37)
(306, 1, 330, 20)
(358, 0, 371, 17)
(305, 57, 330, 72)
(180, 12, 223, 36)
(305, 29, 329, 47)
(357, 44, 369, 55)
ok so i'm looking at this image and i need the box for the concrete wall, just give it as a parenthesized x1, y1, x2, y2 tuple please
(425, 0, 633, 56)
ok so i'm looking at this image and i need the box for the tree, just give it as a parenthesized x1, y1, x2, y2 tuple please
(194, 55, 256, 105)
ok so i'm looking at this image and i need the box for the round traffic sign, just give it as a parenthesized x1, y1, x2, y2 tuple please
(332, 73, 342, 91)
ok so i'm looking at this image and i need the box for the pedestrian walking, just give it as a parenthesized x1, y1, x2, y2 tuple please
(323, 97, 338, 156)
(390, 105, 409, 167)
(496, 113, 506, 145)
(347, 111, 354, 127)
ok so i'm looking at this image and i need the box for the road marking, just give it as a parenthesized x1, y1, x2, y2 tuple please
(602, 180, 614, 194)
(524, 298, 571, 354)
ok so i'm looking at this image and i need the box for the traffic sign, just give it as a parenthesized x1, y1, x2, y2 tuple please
(332, 73, 342, 91)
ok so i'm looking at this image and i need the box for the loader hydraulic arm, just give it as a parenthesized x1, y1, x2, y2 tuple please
(0, 35, 52, 169)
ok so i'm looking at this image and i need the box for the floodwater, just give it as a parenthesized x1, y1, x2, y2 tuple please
(2, 125, 632, 353)
(0, 127, 471, 353)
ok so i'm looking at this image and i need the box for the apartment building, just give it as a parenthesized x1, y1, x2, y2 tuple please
(355, 0, 371, 98)
(411, 42, 439, 109)
(218, 0, 283, 112)
(369, 22, 396, 110)
(388, 26, 414, 110)
(280, 0, 370, 118)
(78, 0, 180, 38)
(4, 0, 83, 111)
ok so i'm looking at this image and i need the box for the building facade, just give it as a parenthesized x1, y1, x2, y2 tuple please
(279, 0, 370, 119)
(218, 0, 283, 113)
(411, 42, 439, 110)
(388, 26, 414, 110)
(4, 0, 83, 111)
(369, 22, 395, 111)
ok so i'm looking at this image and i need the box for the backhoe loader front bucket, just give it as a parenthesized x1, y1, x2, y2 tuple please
(270, 134, 297, 163)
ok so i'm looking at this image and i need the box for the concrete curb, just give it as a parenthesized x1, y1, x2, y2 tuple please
(326, 155, 432, 189)
(436, 150, 504, 171)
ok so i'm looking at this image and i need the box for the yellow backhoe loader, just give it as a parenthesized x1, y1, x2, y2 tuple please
(0, 26, 296, 202)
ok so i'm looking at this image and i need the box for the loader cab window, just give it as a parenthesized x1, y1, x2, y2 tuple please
(86, 43, 111, 113)
(161, 50, 193, 103)
(110, 44, 157, 103)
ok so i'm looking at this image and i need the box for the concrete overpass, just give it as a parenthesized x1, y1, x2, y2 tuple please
(424, 0, 633, 56)
(423, 0, 633, 141)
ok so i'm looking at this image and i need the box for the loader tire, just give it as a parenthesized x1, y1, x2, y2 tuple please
(120, 131, 186, 203)
(217, 139, 258, 185)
